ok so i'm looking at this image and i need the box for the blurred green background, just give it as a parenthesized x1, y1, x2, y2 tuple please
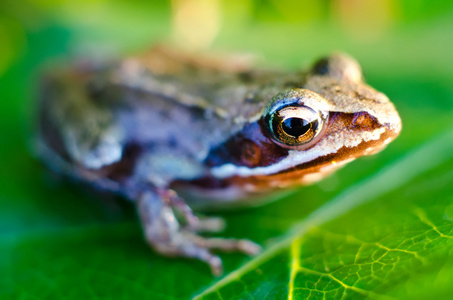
(1, 1, 453, 299)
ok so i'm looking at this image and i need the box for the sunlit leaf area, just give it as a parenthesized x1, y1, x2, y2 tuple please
(1, 0, 453, 299)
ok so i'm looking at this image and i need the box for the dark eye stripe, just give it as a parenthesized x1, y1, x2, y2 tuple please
(204, 121, 289, 168)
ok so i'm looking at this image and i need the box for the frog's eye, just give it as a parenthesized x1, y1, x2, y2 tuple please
(265, 105, 323, 148)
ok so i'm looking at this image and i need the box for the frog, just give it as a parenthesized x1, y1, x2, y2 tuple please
(36, 46, 402, 275)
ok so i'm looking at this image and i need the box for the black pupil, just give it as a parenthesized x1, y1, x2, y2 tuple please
(281, 118, 315, 137)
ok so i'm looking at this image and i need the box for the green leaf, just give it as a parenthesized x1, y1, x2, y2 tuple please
(1, 1, 453, 299)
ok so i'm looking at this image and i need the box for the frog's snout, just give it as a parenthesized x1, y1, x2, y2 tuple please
(378, 101, 403, 142)
(366, 107, 402, 156)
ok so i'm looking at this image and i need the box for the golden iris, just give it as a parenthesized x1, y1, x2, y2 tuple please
(268, 105, 321, 147)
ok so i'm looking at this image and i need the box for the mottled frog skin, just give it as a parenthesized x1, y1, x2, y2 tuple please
(36, 47, 402, 275)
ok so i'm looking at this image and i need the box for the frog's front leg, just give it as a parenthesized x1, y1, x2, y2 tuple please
(137, 188, 261, 275)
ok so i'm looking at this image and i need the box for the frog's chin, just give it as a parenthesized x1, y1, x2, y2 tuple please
(174, 184, 295, 211)
(354, 124, 400, 158)
(363, 143, 389, 156)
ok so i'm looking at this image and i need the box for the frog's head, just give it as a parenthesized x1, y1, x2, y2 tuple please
(207, 54, 401, 192)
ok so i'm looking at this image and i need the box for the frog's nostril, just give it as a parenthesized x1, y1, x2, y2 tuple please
(352, 113, 367, 127)
(386, 107, 403, 135)
(352, 112, 380, 130)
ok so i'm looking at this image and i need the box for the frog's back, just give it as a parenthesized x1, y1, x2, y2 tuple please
(36, 48, 293, 191)
(37, 64, 208, 177)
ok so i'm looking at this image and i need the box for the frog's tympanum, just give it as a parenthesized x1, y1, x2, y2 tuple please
(37, 48, 402, 275)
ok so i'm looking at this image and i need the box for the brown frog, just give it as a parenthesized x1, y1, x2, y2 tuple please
(36, 48, 402, 275)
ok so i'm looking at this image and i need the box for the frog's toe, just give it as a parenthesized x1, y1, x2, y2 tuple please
(191, 235, 262, 256)
(178, 233, 260, 274)
(187, 245, 223, 276)
(187, 216, 225, 233)
(137, 190, 260, 275)
(151, 231, 225, 276)
(166, 191, 225, 232)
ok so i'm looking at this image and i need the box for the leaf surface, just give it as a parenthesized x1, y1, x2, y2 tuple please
(1, 2, 453, 299)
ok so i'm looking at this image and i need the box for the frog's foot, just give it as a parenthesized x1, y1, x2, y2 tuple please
(137, 190, 261, 275)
